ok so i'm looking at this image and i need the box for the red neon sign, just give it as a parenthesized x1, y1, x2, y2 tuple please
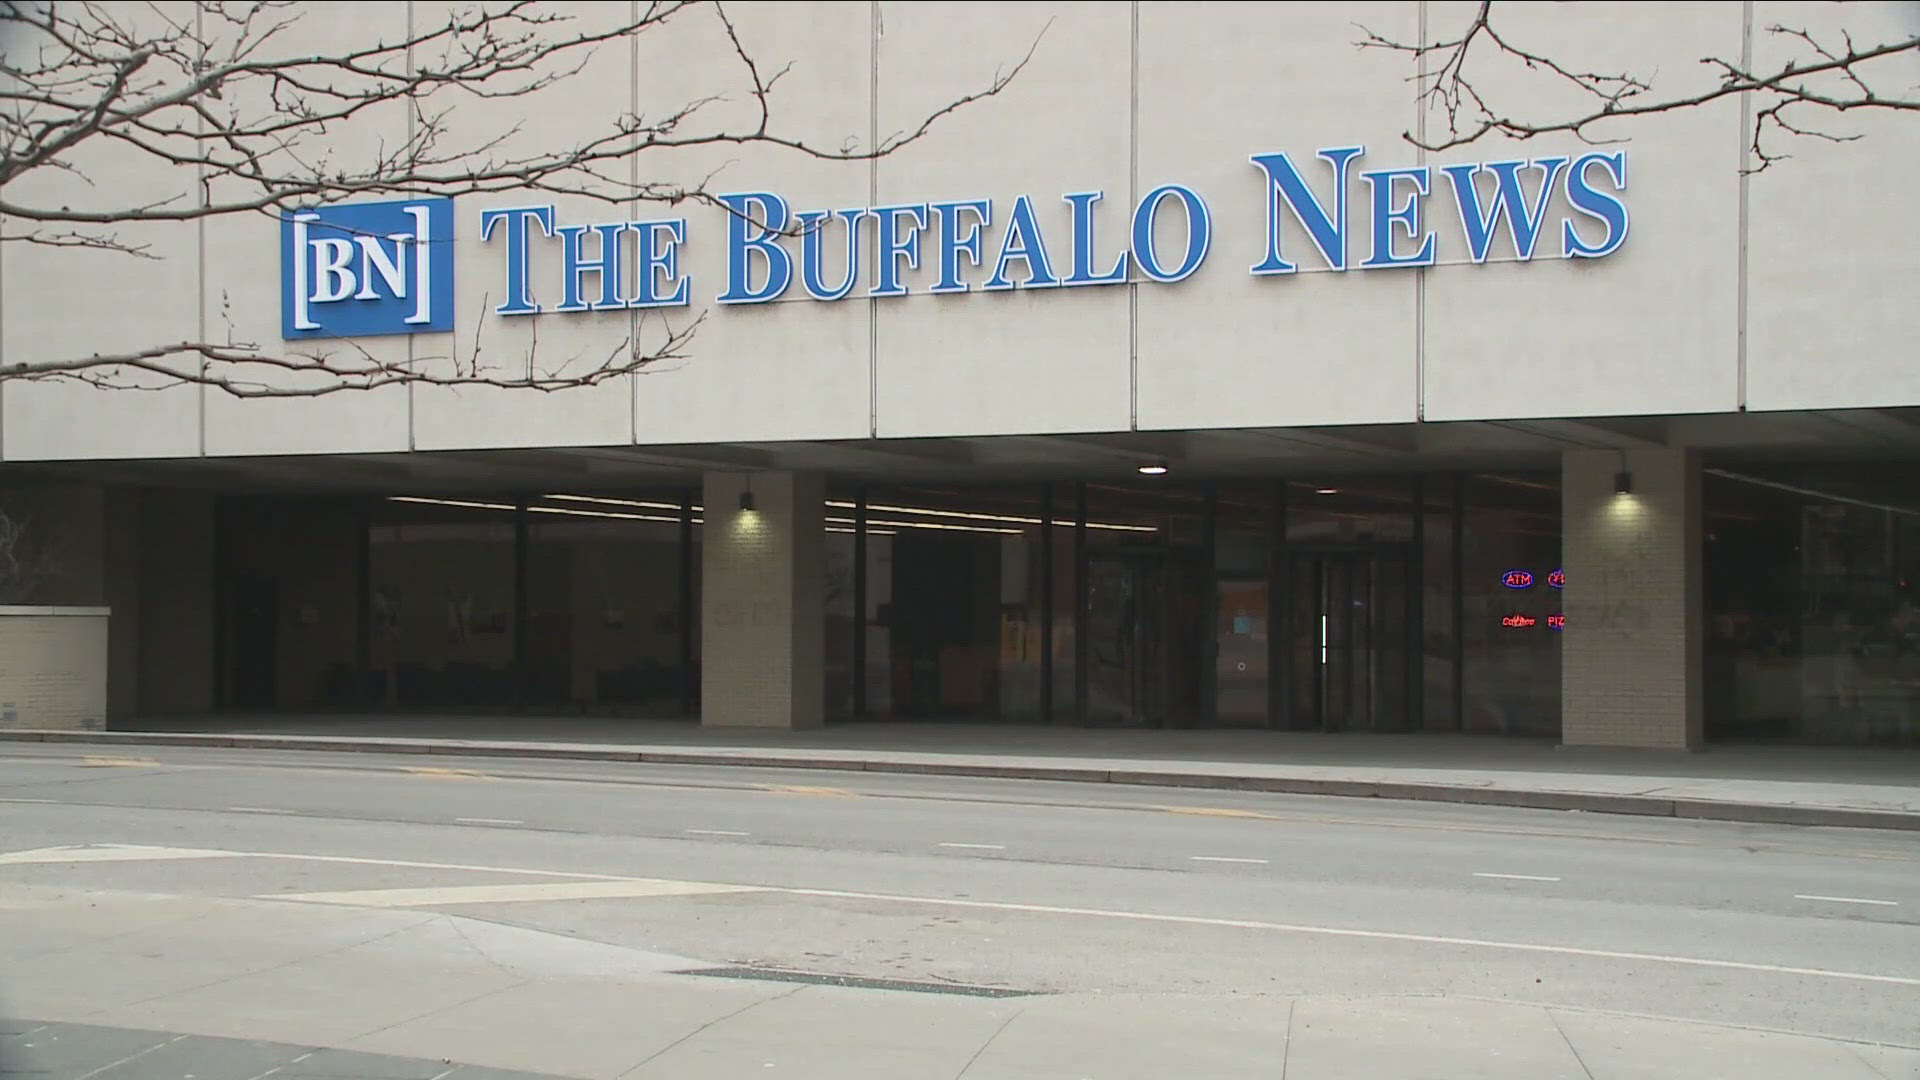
(1502, 569, 1534, 590)
(1501, 613, 1538, 629)
(1547, 613, 1565, 630)
(1548, 569, 1565, 589)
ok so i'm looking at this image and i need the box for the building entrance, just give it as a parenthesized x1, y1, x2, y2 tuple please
(1283, 546, 1415, 732)
(1082, 549, 1208, 727)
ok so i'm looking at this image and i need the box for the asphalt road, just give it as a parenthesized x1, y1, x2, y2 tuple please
(2, 742, 1917, 1070)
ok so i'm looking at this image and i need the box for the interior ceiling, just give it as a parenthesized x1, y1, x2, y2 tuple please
(13, 408, 1920, 496)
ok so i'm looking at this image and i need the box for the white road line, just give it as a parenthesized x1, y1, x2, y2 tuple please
(939, 843, 1006, 850)
(1191, 856, 1269, 864)
(1474, 872, 1562, 882)
(454, 817, 523, 826)
(0, 845, 245, 865)
(684, 829, 751, 837)
(779, 886, 1920, 989)
(1795, 894, 1898, 906)
(0, 797, 56, 803)
(227, 806, 289, 814)
(72, 1035, 189, 1080)
(268, 879, 766, 907)
(44, 842, 1918, 989)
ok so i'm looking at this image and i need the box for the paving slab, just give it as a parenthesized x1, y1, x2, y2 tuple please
(346, 976, 784, 1080)
(620, 983, 1022, 1080)
(957, 993, 1295, 1080)
(0, 1022, 573, 1080)
(1282, 996, 1590, 1079)
(1550, 1007, 1907, 1080)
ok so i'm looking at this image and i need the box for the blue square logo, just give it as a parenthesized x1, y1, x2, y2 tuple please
(281, 197, 454, 339)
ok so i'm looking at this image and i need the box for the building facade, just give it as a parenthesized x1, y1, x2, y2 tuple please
(3, 2, 1918, 746)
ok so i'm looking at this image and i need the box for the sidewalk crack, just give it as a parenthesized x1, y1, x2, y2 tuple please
(89, 915, 433, 1019)
(346, 978, 531, 1045)
(1848, 1042, 1897, 1080)
(952, 1006, 1025, 1079)
(1545, 1008, 1596, 1080)
(1278, 1000, 1296, 1080)
(617, 983, 807, 1077)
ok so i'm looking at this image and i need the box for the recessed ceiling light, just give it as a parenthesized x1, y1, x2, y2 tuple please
(1316, 487, 1339, 495)
(1137, 461, 1170, 476)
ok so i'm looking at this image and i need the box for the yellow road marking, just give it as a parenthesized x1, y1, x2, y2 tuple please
(402, 766, 497, 781)
(1155, 805, 1275, 819)
(761, 784, 857, 798)
(79, 756, 162, 768)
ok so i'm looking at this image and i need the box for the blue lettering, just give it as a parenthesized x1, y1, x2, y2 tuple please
(1561, 152, 1630, 259)
(478, 205, 555, 316)
(1359, 167, 1435, 269)
(1443, 156, 1570, 263)
(870, 204, 928, 298)
(556, 221, 629, 312)
(796, 208, 868, 301)
(1131, 184, 1211, 283)
(632, 219, 689, 308)
(1249, 146, 1363, 274)
(1061, 191, 1128, 287)
(985, 195, 1060, 290)
(717, 192, 792, 304)
(930, 200, 990, 294)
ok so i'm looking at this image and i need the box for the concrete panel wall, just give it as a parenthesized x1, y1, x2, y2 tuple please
(1134, 2, 1421, 430)
(1420, 3, 1745, 422)
(873, 2, 1132, 438)
(1743, 3, 1920, 411)
(3, 2, 1915, 462)
(0, 6, 202, 462)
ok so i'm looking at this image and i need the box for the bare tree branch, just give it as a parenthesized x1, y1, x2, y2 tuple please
(0, 0, 1041, 398)
(1358, 1, 1918, 170)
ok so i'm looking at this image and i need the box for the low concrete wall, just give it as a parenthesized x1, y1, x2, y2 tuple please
(0, 606, 110, 730)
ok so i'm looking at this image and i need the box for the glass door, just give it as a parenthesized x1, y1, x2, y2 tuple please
(1284, 547, 1413, 732)
(1084, 551, 1209, 727)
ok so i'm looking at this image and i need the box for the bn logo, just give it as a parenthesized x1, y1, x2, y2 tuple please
(281, 197, 454, 339)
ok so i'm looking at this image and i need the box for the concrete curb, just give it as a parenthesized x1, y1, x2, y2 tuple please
(4, 728, 1916, 832)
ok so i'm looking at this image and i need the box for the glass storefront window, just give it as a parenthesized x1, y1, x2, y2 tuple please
(523, 494, 690, 717)
(1214, 482, 1274, 728)
(1706, 464, 1920, 744)
(1458, 473, 1561, 737)
(216, 495, 362, 711)
(369, 502, 517, 712)
(1420, 479, 1460, 732)
(1079, 483, 1210, 727)
(859, 485, 1050, 721)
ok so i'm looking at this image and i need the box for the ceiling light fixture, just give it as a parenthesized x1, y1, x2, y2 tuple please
(1137, 461, 1170, 476)
(823, 500, 1157, 533)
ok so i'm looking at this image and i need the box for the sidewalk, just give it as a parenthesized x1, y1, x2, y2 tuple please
(5, 715, 1919, 831)
(8, 881, 1913, 1079)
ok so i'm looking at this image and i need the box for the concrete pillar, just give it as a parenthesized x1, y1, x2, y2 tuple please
(104, 487, 140, 725)
(137, 489, 215, 715)
(1561, 448, 1703, 749)
(700, 470, 824, 729)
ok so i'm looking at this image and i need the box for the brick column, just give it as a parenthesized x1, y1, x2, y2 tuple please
(700, 470, 824, 729)
(1560, 449, 1703, 749)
